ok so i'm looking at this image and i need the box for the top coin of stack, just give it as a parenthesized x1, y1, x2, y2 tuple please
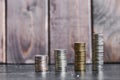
(74, 43, 86, 71)
(54, 49, 67, 72)
(74, 43, 86, 51)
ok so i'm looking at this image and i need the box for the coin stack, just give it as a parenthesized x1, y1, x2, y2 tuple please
(92, 33, 104, 71)
(74, 43, 86, 71)
(35, 55, 48, 72)
(54, 49, 67, 72)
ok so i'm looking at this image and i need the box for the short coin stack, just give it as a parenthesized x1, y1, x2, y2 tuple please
(74, 43, 86, 71)
(54, 49, 67, 72)
(92, 33, 104, 71)
(35, 55, 48, 72)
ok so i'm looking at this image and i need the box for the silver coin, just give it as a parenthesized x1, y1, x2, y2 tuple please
(55, 60, 67, 64)
(98, 65, 103, 69)
(55, 65, 67, 68)
(98, 61, 104, 65)
(55, 62, 67, 66)
(55, 56, 66, 59)
(95, 49, 104, 52)
(98, 53, 104, 56)
(35, 55, 48, 72)
(98, 59, 104, 63)
(94, 42, 104, 46)
(56, 62, 67, 66)
(98, 56, 104, 60)
(96, 45, 104, 50)
(93, 34, 104, 46)
(54, 49, 66, 55)
(55, 60, 67, 63)
(98, 52, 104, 55)
(54, 49, 67, 72)
(94, 39, 104, 43)
(94, 33, 103, 38)
(55, 61, 67, 63)
(35, 55, 48, 60)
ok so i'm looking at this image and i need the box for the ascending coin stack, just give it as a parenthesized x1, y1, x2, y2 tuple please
(74, 43, 86, 71)
(54, 49, 67, 72)
(35, 55, 48, 72)
(92, 33, 104, 71)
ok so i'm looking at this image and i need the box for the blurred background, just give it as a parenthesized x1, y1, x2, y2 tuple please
(0, 0, 120, 64)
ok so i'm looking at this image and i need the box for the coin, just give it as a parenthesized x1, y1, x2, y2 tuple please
(35, 55, 48, 72)
(75, 58, 86, 62)
(75, 66, 86, 71)
(74, 42, 86, 71)
(55, 67, 67, 72)
(54, 49, 67, 72)
(74, 42, 85, 46)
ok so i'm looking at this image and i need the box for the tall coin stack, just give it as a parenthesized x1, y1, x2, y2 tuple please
(54, 49, 67, 72)
(35, 55, 48, 72)
(92, 33, 104, 71)
(74, 43, 86, 71)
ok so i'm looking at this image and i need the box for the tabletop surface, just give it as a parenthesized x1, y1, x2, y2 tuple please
(0, 64, 120, 80)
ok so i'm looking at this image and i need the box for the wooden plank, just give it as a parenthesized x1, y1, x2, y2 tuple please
(93, 0, 120, 62)
(0, 0, 5, 63)
(7, 0, 48, 63)
(50, 0, 91, 63)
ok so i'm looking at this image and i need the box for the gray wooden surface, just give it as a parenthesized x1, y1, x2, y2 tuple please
(0, 0, 5, 63)
(7, 0, 48, 63)
(0, 64, 120, 80)
(93, 0, 120, 62)
(50, 0, 91, 63)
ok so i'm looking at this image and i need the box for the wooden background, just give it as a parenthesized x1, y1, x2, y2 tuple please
(93, 0, 120, 62)
(0, 0, 120, 63)
(0, 0, 5, 63)
(50, 0, 91, 63)
(7, 0, 48, 63)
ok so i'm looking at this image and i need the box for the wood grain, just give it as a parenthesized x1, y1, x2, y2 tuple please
(50, 0, 91, 63)
(7, 0, 48, 63)
(93, 0, 120, 62)
(0, 0, 5, 63)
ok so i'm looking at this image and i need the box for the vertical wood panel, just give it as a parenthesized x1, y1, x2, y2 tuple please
(50, 0, 91, 63)
(7, 0, 48, 63)
(93, 0, 120, 62)
(0, 0, 5, 63)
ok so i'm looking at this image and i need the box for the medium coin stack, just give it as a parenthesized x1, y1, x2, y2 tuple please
(35, 55, 48, 72)
(54, 49, 67, 72)
(92, 33, 104, 71)
(74, 43, 86, 71)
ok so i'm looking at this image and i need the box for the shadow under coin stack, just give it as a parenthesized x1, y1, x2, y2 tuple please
(74, 43, 86, 71)
(54, 49, 67, 72)
(35, 55, 48, 72)
(92, 33, 104, 71)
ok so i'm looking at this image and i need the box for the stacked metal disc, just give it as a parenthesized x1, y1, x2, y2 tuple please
(92, 33, 104, 71)
(54, 49, 67, 72)
(35, 55, 48, 72)
(74, 43, 86, 71)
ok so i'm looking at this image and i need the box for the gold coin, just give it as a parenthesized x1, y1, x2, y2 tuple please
(75, 66, 86, 71)
(75, 61, 86, 63)
(75, 57, 86, 61)
(74, 42, 85, 46)
(75, 51, 86, 54)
